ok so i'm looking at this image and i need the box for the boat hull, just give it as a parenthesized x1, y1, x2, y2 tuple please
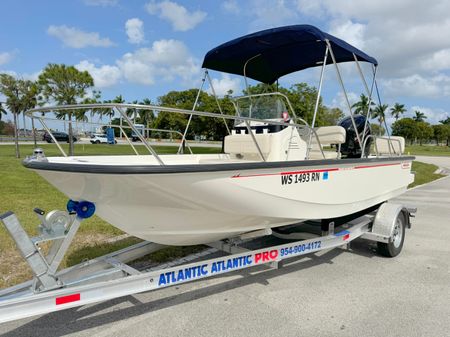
(29, 156, 414, 245)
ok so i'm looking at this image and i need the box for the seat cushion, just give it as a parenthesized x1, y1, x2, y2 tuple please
(311, 126, 346, 145)
(375, 136, 405, 155)
(224, 134, 271, 156)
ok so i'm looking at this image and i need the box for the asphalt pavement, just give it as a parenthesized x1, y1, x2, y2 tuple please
(0, 156, 449, 337)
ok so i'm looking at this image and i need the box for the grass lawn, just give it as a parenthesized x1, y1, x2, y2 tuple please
(405, 145, 450, 156)
(0, 143, 446, 288)
(409, 161, 445, 188)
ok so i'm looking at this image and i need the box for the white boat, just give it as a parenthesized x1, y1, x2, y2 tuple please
(24, 25, 414, 245)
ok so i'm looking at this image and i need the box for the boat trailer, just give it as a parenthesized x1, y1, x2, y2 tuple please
(0, 201, 416, 324)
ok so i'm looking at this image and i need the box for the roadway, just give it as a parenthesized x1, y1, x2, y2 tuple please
(0, 156, 449, 337)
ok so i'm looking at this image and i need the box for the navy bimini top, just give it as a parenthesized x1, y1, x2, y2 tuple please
(202, 24, 377, 84)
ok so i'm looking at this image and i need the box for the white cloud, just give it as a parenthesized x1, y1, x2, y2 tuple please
(84, 0, 118, 6)
(222, 0, 240, 14)
(47, 25, 114, 48)
(290, 0, 450, 117)
(125, 18, 145, 44)
(295, 0, 325, 18)
(209, 74, 241, 96)
(408, 106, 450, 125)
(116, 39, 200, 85)
(382, 74, 450, 99)
(145, 1, 206, 32)
(295, 0, 450, 77)
(329, 20, 367, 50)
(330, 91, 359, 113)
(0, 51, 14, 65)
(0, 70, 18, 77)
(0, 69, 41, 81)
(420, 48, 450, 72)
(249, 0, 296, 31)
(22, 71, 41, 81)
(75, 60, 121, 88)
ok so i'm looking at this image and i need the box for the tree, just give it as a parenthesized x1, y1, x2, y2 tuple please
(373, 103, 388, 132)
(351, 94, 375, 116)
(413, 110, 426, 122)
(20, 81, 39, 146)
(390, 103, 406, 121)
(38, 64, 94, 155)
(76, 90, 103, 134)
(283, 83, 317, 123)
(370, 123, 385, 136)
(243, 82, 331, 126)
(154, 89, 234, 140)
(432, 124, 450, 145)
(321, 107, 344, 126)
(124, 98, 138, 121)
(98, 95, 124, 136)
(0, 120, 15, 135)
(391, 118, 417, 145)
(0, 74, 39, 158)
(439, 117, 450, 146)
(0, 102, 6, 120)
(415, 122, 433, 145)
(139, 98, 155, 137)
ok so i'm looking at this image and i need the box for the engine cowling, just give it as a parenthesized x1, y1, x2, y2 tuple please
(338, 114, 371, 158)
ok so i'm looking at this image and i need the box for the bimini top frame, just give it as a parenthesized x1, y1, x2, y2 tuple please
(201, 24, 396, 156)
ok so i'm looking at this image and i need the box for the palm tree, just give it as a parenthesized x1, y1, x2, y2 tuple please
(101, 95, 125, 125)
(351, 93, 375, 116)
(139, 98, 154, 138)
(390, 103, 406, 121)
(125, 99, 138, 119)
(0, 74, 39, 158)
(0, 101, 7, 119)
(79, 90, 102, 133)
(373, 104, 388, 134)
(413, 110, 426, 122)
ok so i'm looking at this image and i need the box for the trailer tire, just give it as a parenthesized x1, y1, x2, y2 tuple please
(377, 212, 406, 257)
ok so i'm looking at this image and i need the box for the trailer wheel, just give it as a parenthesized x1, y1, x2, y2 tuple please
(377, 212, 406, 257)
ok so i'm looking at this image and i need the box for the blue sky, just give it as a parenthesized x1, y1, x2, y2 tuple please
(1, 0, 449, 127)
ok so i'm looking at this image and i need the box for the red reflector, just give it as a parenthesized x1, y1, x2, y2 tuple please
(343, 234, 350, 241)
(56, 293, 80, 305)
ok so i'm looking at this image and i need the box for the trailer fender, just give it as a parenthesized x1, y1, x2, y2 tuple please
(362, 203, 415, 243)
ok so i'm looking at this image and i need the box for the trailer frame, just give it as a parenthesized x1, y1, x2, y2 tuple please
(0, 202, 416, 324)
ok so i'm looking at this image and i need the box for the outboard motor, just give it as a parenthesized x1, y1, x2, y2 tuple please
(338, 114, 371, 158)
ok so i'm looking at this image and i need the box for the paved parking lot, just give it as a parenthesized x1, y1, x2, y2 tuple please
(1, 157, 449, 337)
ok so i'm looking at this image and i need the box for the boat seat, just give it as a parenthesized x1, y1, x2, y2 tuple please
(224, 126, 307, 161)
(311, 126, 346, 146)
(308, 150, 338, 159)
(375, 136, 405, 155)
(224, 134, 271, 157)
(308, 126, 345, 159)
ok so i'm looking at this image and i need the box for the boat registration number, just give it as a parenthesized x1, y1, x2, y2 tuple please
(281, 172, 321, 185)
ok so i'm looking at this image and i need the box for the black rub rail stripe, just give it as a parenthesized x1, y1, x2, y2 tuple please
(22, 156, 415, 175)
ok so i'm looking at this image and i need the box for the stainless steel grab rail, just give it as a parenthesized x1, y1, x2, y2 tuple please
(26, 102, 326, 164)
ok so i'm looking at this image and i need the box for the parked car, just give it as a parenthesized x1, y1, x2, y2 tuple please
(90, 133, 108, 144)
(42, 131, 77, 143)
(90, 133, 117, 144)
